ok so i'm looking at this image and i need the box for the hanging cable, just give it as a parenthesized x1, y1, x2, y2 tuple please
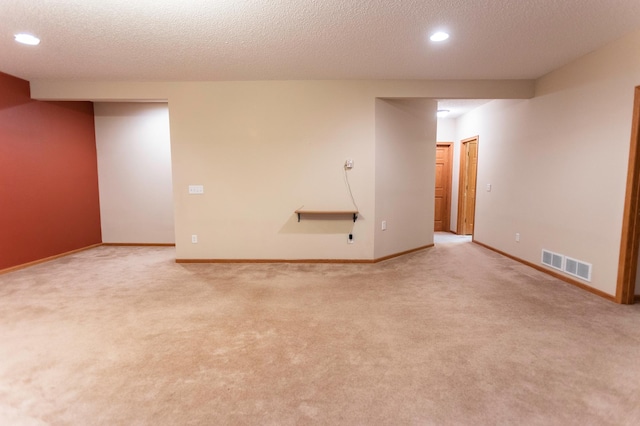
(343, 165, 359, 212)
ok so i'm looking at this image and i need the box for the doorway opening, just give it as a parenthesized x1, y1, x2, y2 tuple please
(457, 136, 479, 236)
(616, 86, 640, 304)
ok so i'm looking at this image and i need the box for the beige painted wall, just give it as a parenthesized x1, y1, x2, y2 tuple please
(374, 99, 437, 258)
(32, 79, 533, 260)
(164, 81, 532, 261)
(454, 30, 640, 296)
(94, 102, 174, 244)
(448, 130, 464, 234)
(31, 80, 535, 102)
(167, 82, 376, 259)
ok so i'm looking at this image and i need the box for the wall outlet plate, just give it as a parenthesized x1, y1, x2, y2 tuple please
(345, 159, 354, 169)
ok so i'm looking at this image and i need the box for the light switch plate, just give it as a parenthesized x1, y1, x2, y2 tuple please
(188, 185, 204, 194)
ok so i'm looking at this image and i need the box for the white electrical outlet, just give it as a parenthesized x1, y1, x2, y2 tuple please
(347, 233, 354, 244)
(381, 220, 387, 231)
(345, 159, 354, 169)
(486, 184, 492, 192)
(192, 235, 198, 243)
(515, 233, 520, 242)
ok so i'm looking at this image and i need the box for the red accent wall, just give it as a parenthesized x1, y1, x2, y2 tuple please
(0, 72, 101, 270)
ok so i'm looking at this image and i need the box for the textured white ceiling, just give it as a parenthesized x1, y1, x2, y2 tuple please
(437, 99, 492, 119)
(1, 0, 640, 82)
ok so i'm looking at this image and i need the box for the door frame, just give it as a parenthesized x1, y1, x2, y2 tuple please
(457, 136, 479, 236)
(616, 86, 640, 304)
(436, 142, 454, 232)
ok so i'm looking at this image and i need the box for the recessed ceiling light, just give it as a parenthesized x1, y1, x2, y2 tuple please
(430, 32, 450, 42)
(14, 33, 40, 46)
(436, 110, 450, 118)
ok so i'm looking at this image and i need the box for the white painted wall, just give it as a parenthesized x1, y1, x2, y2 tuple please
(94, 102, 174, 244)
(454, 29, 640, 296)
(436, 117, 456, 142)
(374, 99, 436, 258)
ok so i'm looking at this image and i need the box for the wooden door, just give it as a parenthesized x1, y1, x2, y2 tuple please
(434, 143, 453, 231)
(457, 137, 479, 235)
(617, 86, 640, 304)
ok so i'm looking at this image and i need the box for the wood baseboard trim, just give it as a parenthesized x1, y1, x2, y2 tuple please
(0, 243, 103, 275)
(176, 244, 434, 265)
(373, 244, 434, 263)
(473, 240, 617, 303)
(177, 258, 375, 264)
(102, 243, 176, 247)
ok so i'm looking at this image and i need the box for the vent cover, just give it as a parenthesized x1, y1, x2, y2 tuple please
(564, 257, 592, 282)
(541, 249, 564, 271)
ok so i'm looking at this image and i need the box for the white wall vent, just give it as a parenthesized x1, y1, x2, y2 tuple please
(564, 257, 592, 282)
(541, 249, 564, 271)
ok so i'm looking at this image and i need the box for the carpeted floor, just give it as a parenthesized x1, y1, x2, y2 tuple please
(433, 232, 472, 244)
(1, 236, 639, 425)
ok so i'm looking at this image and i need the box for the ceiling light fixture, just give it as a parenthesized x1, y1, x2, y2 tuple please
(430, 31, 450, 42)
(14, 33, 40, 46)
(436, 109, 450, 118)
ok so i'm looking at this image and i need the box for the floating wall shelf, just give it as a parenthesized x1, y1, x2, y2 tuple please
(295, 209, 359, 222)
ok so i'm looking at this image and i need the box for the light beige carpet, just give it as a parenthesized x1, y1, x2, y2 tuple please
(433, 232, 472, 244)
(1, 240, 639, 425)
